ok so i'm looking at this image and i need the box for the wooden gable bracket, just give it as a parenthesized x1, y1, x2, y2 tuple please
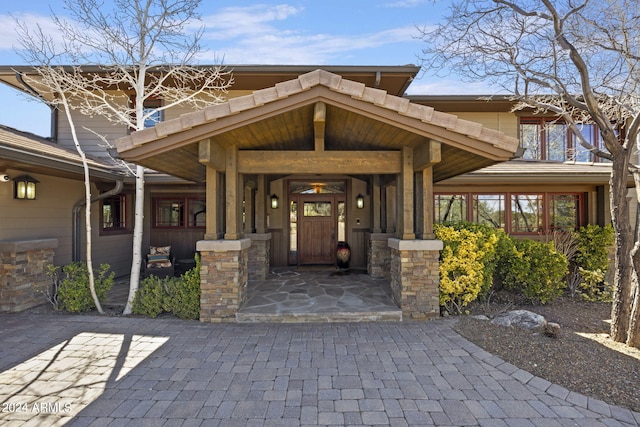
(198, 137, 226, 171)
(413, 140, 441, 171)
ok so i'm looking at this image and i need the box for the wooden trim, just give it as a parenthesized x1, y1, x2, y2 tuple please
(400, 146, 415, 240)
(413, 140, 441, 171)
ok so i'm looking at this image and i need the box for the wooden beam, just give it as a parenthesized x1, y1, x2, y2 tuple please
(372, 175, 381, 233)
(204, 165, 220, 240)
(413, 140, 441, 171)
(415, 167, 434, 239)
(255, 174, 267, 234)
(225, 146, 240, 240)
(238, 150, 401, 174)
(314, 102, 326, 152)
(198, 138, 226, 171)
(400, 146, 415, 240)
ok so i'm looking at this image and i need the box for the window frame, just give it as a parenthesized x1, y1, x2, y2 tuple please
(519, 117, 608, 163)
(100, 194, 131, 235)
(152, 196, 206, 230)
(434, 191, 585, 234)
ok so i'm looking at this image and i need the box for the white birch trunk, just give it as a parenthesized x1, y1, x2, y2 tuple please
(123, 164, 145, 314)
(61, 98, 104, 314)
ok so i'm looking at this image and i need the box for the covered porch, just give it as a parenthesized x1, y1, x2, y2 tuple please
(116, 69, 519, 322)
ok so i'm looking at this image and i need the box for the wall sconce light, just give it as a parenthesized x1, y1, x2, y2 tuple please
(356, 194, 364, 209)
(14, 175, 39, 200)
(270, 194, 279, 209)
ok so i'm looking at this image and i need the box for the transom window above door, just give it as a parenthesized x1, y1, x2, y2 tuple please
(290, 181, 345, 194)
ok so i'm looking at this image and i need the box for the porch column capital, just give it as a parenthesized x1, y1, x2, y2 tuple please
(388, 238, 443, 251)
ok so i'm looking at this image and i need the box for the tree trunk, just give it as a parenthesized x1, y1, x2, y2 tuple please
(123, 164, 145, 314)
(610, 156, 634, 343)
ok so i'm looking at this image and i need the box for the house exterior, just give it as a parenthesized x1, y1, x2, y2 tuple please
(0, 64, 625, 319)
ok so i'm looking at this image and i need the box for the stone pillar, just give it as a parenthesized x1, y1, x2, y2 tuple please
(248, 233, 271, 280)
(367, 233, 393, 278)
(196, 239, 251, 322)
(389, 238, 443, 320)
(0, 239, 58, 312)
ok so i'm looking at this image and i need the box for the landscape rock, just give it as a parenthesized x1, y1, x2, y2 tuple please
(491, 309, 546, 329)
(544, 322, 562, 338)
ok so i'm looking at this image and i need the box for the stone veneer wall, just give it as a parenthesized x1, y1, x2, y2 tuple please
(389, 238, 442, 320)
(367, 233, 393, 279)
(0, 239, 58, 312)
(196, 239, 251, 322)
(248, 234, 271, 280)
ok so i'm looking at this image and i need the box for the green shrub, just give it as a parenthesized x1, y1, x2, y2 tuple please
(165, 255, 201, 319)
(501, 239, 568, 304)
(572, 224, 614, 301)
(133, 255, 200, 320)
(132, 275, 174, 318)
(53, 262, 114, 312)
(435, 223, 498, 313)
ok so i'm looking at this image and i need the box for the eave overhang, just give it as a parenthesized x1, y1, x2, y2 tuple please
(115, 69, 520, 183)
(0, 126, 127, 182)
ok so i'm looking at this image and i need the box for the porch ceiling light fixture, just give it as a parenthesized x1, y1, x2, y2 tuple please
(14, 175, 39, 200)
(356, 194, 364, 209)
(270, 193, 279, 209)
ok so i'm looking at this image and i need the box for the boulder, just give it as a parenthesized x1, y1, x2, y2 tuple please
(491, 309, 546, 329)
(544, 322, 562, 338)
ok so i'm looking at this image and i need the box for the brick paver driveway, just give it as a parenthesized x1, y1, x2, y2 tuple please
(0, 312, 638, 426)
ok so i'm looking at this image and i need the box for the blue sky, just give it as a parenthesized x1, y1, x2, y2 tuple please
(0, 0, 495, 137)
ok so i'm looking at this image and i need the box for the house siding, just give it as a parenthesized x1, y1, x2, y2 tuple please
(0, 170, 84, 265)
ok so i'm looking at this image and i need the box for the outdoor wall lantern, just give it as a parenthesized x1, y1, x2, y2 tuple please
(270, 193, 279, 209)
(14, 175, 39, 200)
(356, 194, 364, 209)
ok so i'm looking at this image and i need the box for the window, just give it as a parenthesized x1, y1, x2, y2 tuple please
(143, 98, 163, 128)
(153, 196, 205, 229)
(435, 194, 467, 223)
(550, 194, 581, 231)
(435, 192, 584, 234)
(519, 118, 609, 162)
(472, 194, 505, 228)
(101, 195, 128, 233)
(511, 194, 544, 233)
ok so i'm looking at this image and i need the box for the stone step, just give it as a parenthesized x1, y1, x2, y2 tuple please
(236, 310, 402, 323)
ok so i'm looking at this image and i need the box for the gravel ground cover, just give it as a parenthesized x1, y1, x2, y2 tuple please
(453, 299, 640, 413)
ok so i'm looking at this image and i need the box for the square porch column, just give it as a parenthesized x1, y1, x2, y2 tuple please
(197, 238, 251, 322)
(388, 238, 443, 320)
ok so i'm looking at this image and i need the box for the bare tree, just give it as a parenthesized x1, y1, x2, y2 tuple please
(419, 0, 640, 346)
(15, 0, 232, 314)
(14, 35, 104, 314)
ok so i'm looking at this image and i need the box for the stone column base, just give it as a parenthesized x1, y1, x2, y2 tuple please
(367, 233, 393, 278)
(0, 239, 58, 312)
(389, 238, 443, 320)
(248, 233, 271, 280)
(196, 239, 251, 322)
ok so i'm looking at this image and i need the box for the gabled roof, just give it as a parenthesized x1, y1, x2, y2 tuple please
(116, 69, 520, 182)
(0, 125, 125, 181)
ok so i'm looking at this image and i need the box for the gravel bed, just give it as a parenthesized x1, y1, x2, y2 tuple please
(453, 299, 640, 413)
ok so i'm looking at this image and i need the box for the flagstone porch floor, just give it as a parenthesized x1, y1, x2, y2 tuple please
(105, 268, 402, 322)
(237, 268, 402, 323)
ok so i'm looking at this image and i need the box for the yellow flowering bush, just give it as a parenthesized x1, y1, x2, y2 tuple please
(435, 224, 498, 314)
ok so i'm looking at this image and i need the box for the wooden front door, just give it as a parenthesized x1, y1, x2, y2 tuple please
(298, 196, 337, 265)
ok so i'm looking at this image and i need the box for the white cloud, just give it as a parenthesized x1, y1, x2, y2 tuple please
(198, 4, 421, 64)
(0, 12, 61, 52)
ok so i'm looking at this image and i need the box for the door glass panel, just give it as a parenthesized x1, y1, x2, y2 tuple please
(303, 202, 331, 217)
(337, 201, 345, 241)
